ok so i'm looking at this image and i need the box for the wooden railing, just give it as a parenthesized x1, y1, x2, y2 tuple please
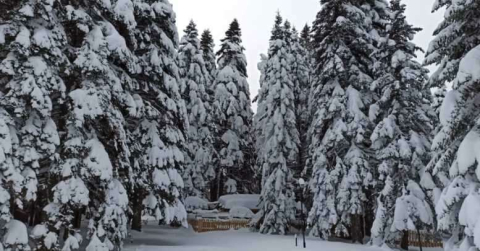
(187, 219, 443, 248)
(405, 230, 443, 248)
(188, 219, 250, 233)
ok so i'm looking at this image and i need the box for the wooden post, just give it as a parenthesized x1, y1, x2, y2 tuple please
(417, 229, 423, 251)
(401, 230, 409, 250)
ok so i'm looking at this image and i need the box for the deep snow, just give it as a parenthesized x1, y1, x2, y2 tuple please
(125, 224, 441, 251)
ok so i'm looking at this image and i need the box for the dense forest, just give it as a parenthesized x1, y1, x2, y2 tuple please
(0, 0, 479, 251)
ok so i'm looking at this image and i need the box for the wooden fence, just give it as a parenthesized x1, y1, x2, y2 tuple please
(187, 219, 443, 248)
(188, 219, 250, 233)
(405, 230, 443, 248)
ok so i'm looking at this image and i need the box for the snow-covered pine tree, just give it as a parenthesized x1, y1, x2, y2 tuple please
(300, 24, 313, 52)
(306, 0, 387, 241)
(42, 1, 137, 249)
(255, 14, 299, 235)
(200, 29, 217, 93)
(212, 19, 255, 199)
(128, 0, 188, 231)
(0, 0, 67, 249)
(368, 0, 435, 247)
(254, 15, 282, 182)
(423, 0, 480, 250)
(289, 27, 311, 177)
(253, 53, 269, 190)
(0, 109, 17, 251)
(179, 20, 216, 198)
(199, 29, 218, 200)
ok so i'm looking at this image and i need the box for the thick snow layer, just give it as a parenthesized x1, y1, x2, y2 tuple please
(225, 178, 238, 194)
(86, 234, 109, 251)
(456, 129, 480, 177)
(185, 197, 209, 211)
(229, 206, 254, 219)
(454, 45, 480, 88)
(124, 225, 439, 251)
(3, 220, 29, 246)
(218, 194, 261, 210)
(440, 90, 459, 126)
(459, 192, 480, 239)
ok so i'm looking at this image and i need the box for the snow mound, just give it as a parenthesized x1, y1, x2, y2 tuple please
(185, 197, 209, 211)
(229, 206, 254, 219)
(3, 220, 29, 246)
(218, 194, 261, 210)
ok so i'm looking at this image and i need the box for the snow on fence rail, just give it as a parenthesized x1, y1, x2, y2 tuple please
(188, 219, 250, 233)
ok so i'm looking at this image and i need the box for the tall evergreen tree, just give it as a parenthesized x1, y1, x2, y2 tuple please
(40, 1, 137, 249)
(254, 15, 283, 189)
(128, 0, 188, 231)
(253, 53, 269, 189)
(212, 19, 255, 199)
(289, 27, 311, 177)
(179, 21, 215, 198)
(255, 15, 299, 234)
(300, 24, 313, 51)
(306, 0, 387, 241)
(369, 0, 435, 247)
(0, 0, 67, 249)
(199, 29, 218, 200)
(200, 29, 217, 89)
(424, 0, 480, 250)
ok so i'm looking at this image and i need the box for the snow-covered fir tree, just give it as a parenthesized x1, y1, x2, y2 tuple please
(424, 0, 480, 250)
(200, 29, 217, 93)
(254, 15, 283, 185)
(289, 27, 311, 177)
(179, 21, 216, 198)
(368, 0, 435, 247)
(199, 29, 218, 199)
(306, 0, 388, 242)
(127, 0, 188, 231)
(42, 1, 137, 249)
(212, 19, 255, 199)
(253, 53, 269, 186)
(255, 14, 299, 234)
(0, 0, 67, 249)
(300, 24, 313, 52)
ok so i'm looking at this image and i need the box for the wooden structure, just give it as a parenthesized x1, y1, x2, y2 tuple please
(187, 218, 443, 248)
(405, 230, 443, 248)
(188, 219, 250, 233)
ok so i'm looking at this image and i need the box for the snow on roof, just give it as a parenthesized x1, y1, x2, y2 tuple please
(229, 206, 254, 219)
(218, 194, 261, 210)
(185, 196, 209, 211)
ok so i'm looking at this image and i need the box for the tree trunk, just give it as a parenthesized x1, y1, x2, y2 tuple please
(417, 229, 423, 251)
(28, 201, 36, 226)
(73, 208, 82, 229)
(131, 190, 144, 232)
(63, 228, 69, 241)
(217, 169, 223, 200)
(351, 214, 363, 244)
(401, 230, 409, 250)
(210, 177, 218, 202)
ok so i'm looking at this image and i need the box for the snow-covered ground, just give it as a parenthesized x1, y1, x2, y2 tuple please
(125, 224, 442, 251)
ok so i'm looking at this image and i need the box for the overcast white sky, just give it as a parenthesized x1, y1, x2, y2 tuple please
(170, 0, 443, 111)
